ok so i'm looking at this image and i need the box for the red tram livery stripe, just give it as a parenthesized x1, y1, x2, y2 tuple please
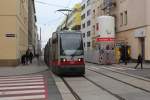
(50, 60, 84, 66)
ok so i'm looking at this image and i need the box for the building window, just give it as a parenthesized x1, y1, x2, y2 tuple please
(87, 20, 91, 27)
(87, 42, 91, 47)
(93, 25, 95, 35)
(97, 6, 100, 16)
(120, 13, 123, 26)
(93, 9, 95, 18)
(81, 4, 85, 10)
(81, 14, 85, 20)
(83, 33, 85, 38)
(87, 9, 91, 16)
(87, 0, 90, 6)
(124, 11, 127, 25)
(96, 23, 99, 31)
(83, 42, 85, 47)
(82, 23, 85, 28)
(87, 31, 91, 37)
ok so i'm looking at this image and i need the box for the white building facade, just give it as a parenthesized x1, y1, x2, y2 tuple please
(81, 0, 92, 51)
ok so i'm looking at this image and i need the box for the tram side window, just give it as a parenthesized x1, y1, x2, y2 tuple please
(52, 36, 58, 61)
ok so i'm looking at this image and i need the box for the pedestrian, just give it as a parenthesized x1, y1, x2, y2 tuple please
(21, 54, 26, 65)
(26, 49, 30, 64)
(135, 54, 143, 69)
(29, 51, 33, 64)
(124, 44, 128, 65)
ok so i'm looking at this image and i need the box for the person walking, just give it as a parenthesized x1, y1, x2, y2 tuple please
(135, 54, 143, 69)
(26, 49, 30, 64)
(21, 54, 26, 65)
(29, 51, 33, 64)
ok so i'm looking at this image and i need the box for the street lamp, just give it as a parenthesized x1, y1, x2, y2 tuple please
(56, 9, 72, 30)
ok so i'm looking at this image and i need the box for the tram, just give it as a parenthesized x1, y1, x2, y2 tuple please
(44, 30, 85, 75)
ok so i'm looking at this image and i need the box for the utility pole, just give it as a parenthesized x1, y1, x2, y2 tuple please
(56, 9, 72, 30)
(39, 27, 42, 56)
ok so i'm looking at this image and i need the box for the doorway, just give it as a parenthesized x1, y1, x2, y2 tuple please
(139, 37, 145, 60)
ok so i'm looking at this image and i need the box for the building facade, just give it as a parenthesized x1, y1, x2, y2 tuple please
(81, 0, 93, 51)
(101, 0, 150, 61)
(0, 0, 28, 66)
(28, 0, 38, 55)
(67, 3, 81, 30)
(0, 0, 38, 66)
(57, 3, 81, 31)
(81, 0, 150, 62)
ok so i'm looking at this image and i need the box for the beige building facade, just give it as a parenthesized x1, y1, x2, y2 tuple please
(82, 0, 150, 61)
(109, 0, 150, 61)
(0, 0, 28, 66)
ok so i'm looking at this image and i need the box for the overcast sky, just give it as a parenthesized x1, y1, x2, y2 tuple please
(35, 0, 82, 48)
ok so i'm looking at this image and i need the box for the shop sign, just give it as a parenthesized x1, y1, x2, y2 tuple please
(134, 28, 145, 38)
(5, 33, 15, 37)
(96, 38, 115, 42)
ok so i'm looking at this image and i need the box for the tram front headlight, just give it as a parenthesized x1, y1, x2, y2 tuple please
(61, 58, 67, 62)
(78, 58, 81, 61)
(78, 58, 84, 62)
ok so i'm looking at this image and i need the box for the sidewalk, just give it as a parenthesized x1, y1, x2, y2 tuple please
(113, 62, 150, 68)
(0, 57, 48, 76)
(113, 62, 150, 79)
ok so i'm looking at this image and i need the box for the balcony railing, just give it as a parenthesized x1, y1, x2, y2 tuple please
(100, 0, 116, 10)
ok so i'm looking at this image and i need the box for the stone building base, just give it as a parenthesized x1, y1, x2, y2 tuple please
(0, 59, 20, 66)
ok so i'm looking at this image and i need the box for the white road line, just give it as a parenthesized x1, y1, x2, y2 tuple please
(0, 82, 44, 87)
(0, 90, 45, 95)
(0, 79, 44, 84)
(0, 77, 43, 81)
(100, 66, 116, 71)
(0, 75, 47, 100)
(0, 75, 43, 79)
(110, 66, 136, 70)
(0, 85, 45, 90)
(0, 95, 45, 100)
(90, 67, 99, 70)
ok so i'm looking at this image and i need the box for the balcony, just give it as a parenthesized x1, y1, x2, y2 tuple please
(100, 0, 116, 10)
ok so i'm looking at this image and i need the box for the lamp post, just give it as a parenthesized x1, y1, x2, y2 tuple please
(56, 9, 72, 30)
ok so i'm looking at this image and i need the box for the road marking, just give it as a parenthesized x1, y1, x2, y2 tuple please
(0, 74, 48, 100)
(110, 66, 136, 70)
(0, 95, 45, 100)
(0, 90, 45, 95)
(0, 82, 44, 87)
(90, 67, 99, 70)
(0, 79, 44, 84)
(0, 77, 43, 81)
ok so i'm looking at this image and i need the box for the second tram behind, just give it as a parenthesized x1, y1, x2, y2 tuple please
(44, 30, 85, 75)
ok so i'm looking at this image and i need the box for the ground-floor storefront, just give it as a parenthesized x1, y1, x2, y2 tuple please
(116, 26, 150, 62)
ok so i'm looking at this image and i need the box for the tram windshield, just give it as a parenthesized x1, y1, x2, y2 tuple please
(60, 33, 84, 56)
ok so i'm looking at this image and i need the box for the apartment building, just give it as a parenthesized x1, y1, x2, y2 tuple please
(101, 0, 150, 61)
(90, 0, 103, 49)
(0, 0, 38, 66)
(81, 0, 92, 51)
(0, 0, 28, 66)
(57, 3, 81, 31)
(67, 3, 81, 30)
(28, 0, 38, 55)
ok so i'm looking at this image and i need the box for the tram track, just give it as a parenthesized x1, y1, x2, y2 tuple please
(105, 64, 150, 83)
(87, 67, 150, 94)
(83, 76, 125, 100)
(61, 77, 82, 100)
(61, 76, 125, 100)
(87, 63, 150, 82)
